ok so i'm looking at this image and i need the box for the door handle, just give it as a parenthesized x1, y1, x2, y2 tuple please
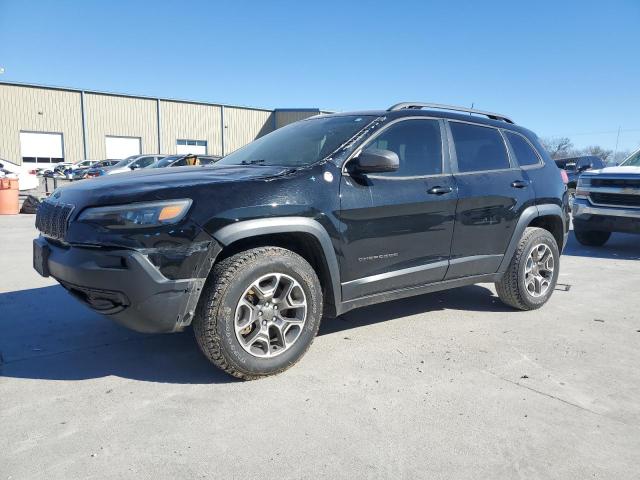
(511, 180, 528, 189)
(427, 186, 453, 195)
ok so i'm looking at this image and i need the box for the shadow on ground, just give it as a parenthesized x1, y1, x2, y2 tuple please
(0, 286, 234, 385)
(563, 231, 640, 260)
(0, 282, 505, 384)
(1, 232, 636, 384)
(319, 283, 510, 336)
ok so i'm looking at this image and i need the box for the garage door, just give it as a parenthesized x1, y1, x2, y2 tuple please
(105, 136, 141, 159)
(176, 139, 207, 155)
(19, 132, 64, 163)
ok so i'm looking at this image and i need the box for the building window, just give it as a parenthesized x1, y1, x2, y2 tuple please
(22, 157, 65, 164)
(177, 139, 207, 155)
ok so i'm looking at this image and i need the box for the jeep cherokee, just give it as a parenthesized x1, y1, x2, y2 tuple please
(33, 102, 570, 379)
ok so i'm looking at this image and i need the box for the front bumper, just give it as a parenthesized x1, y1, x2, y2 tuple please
(573, 199, 640, 234)
(33, 237, 218, 333)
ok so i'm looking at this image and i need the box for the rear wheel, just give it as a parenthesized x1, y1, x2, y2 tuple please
(574, 227, 611, 247)
(193, 247, 323, 380)
(495, 227, 560, 311)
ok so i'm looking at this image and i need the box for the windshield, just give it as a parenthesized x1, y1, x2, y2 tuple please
(217, 115, 377, 167)
(149, 156, 181, 168)
(111, 156, 138, 168)
(621, 149, 640, 167)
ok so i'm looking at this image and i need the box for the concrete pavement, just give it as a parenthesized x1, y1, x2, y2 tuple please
(1, 214, 639, 479)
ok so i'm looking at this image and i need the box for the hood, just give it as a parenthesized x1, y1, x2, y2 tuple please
(52, 164, 294, 208)
(587, 165, 640, 175)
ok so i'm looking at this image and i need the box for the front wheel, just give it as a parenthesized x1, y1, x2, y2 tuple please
(193, 247, 323, 380)
(495, 227, 560, 311)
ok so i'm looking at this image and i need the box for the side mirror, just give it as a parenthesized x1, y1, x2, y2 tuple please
(351, 148, 399, 174)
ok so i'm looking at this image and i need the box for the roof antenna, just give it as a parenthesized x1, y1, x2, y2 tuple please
(470, 102, 474, 116)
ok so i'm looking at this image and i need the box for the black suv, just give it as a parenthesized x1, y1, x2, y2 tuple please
(33, 102, 569, 379)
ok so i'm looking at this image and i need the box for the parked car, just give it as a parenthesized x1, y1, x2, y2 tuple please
(63, 160, 101, 179)
(82, 160, 120, 179)
(146, 154, 221, 169)
(101, 154, 166, 175)
(0, 158, 39, 191)
(33, 102, 569, 380)
(572, 147, 640, 246)
(42, 162, 74, 177)
(554, 155, 606, 208)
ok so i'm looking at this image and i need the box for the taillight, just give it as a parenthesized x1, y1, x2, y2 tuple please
(28, 170, 37, 175)
(559, 169, 569, 184)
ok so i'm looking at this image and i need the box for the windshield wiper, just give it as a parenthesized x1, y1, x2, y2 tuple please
(240, 159, 267, 165)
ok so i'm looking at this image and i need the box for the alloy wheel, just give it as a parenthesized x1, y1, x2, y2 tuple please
(234, 273, 308, 358)
(524, 243, 555, 297)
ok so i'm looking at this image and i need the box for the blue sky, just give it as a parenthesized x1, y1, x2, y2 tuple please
(1, 0, 638, 152)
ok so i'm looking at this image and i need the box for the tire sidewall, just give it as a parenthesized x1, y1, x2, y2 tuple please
(517, 231, 560, 308)
(215, 255, 322, 376)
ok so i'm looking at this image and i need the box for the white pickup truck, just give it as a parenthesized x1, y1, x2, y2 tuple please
(573, 148, 640, 246)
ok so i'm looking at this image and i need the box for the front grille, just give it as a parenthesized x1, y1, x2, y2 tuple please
(591, 178, 640, 189)
(35, 201, 74, 240)
(590, 192, 640, 208)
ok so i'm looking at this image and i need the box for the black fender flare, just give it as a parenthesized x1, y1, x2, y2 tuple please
(212, 217, 342, 312)
(497, 204, 566, 274)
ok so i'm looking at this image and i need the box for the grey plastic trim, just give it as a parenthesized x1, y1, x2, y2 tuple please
(340, 273, 502, 314)
(573, 201, 640, 219)
(341, 259, 448, 299)
(213, 217, 342, 309)
(449, 254, 503, 266)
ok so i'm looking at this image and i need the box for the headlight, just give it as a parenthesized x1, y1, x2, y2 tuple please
(77, 199, 192, 229)
(575, 176, 590, 199)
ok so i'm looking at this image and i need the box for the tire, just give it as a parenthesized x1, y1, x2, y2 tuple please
(573, 228, 611, 247)
(567, 187, 576, 211)
(495, 227, 560, 311)
(193, 247, 323, 380)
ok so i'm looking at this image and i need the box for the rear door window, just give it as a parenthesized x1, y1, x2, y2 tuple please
(449, 122, 510, 173)
(504, 131, 541, 167)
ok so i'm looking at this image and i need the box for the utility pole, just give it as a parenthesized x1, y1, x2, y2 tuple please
(613, 125, 621, 163)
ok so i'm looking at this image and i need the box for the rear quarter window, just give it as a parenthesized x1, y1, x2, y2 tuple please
(504, 131, 541, 167)
(449, 122, 510, 173)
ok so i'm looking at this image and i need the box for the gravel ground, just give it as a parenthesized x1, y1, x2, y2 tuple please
(1, 214, 639, 479)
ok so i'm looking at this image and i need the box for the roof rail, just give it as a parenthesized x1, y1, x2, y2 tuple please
(387, 102, 514, 124)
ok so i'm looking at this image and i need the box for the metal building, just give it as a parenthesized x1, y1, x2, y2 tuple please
(0, 81, 321, 166)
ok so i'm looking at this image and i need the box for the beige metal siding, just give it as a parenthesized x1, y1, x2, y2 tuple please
(274, 110, 320, 129)
(160, 101, 222, 156)
(84, 93, 158, 159)
(0, 84, 84, 165)
(223, 107, 274, 153)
